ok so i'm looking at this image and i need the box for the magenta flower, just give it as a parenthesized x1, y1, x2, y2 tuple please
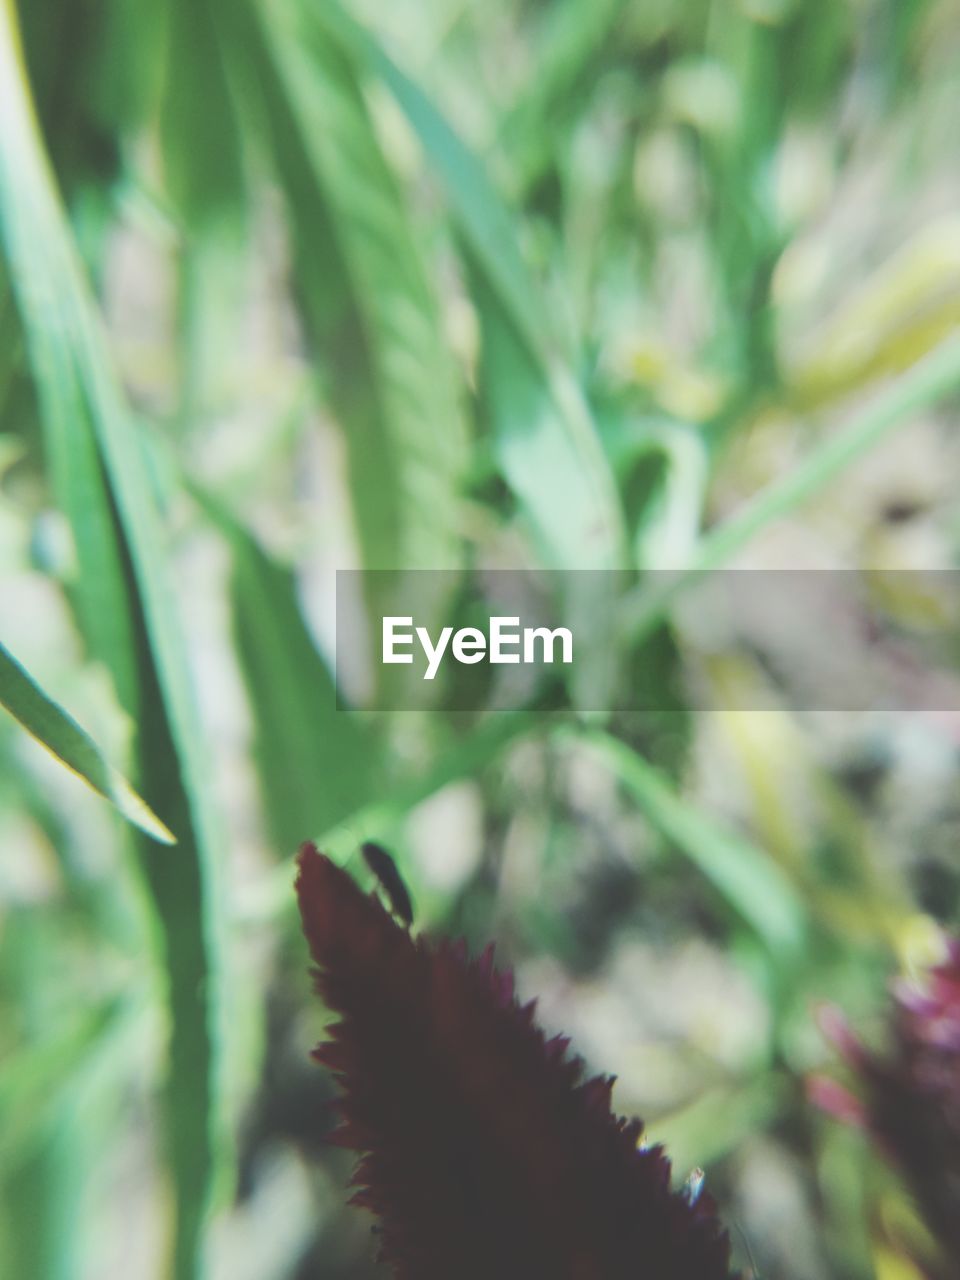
(295, 842, 738, 1279)
(810, 938, 960, 1275)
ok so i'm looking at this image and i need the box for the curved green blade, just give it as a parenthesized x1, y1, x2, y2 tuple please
(0, 639, 175, 844)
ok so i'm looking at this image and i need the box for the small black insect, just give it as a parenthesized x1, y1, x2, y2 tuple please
(361, 841, 415, 927)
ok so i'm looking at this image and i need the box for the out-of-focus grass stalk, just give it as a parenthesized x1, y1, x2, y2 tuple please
(622, 331, 960, 642)
(0, 3, 229, 1275)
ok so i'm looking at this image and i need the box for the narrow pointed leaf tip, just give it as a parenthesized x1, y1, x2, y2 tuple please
(0, 639, 175, 844)
(295, 841, 738, 1279)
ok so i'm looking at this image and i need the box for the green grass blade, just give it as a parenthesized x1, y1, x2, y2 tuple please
(315, 3, 628, 571)
(0, 7, 228, 1275)
(162, 0, 248, 423)
(205, 498, 381, 855)
(579, 730, 807, 958)
(623, 331, 960, 640)
(0, 910, 146, 1280)
(0, 992, 140, 1167)
(0, 639, 174, 844)
(0, 70, 138, 711)
(161, 0, 245, 228)
(471, 267, 620, 568)
(229, 0, 468, 586)
(128, 615, 224, 1280)
(495, 0, 628, 195)
(1, 1085, 86, 1280)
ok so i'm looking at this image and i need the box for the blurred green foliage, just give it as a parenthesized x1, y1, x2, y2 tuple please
(1, 0, 959, 1277)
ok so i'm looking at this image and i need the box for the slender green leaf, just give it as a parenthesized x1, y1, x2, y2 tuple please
(227, 0, 468, 590)
(315, 2, 628, 571)
(202, 496, 380, 855)
(0, 80, 138, 711)
(0, 992, 139, 1167)
(0, 7, 228, 1275)
(495, 0, 629, 195)
(162, 0, 248, 421)
(160, 0, 245, 228)
(471, 268, 617, 569)
(0, 639, 174, 844)
(1, 1123, 81, 1280)
(578, 730, 807, 957)
(622, 332, 960, 642)
(0, 910, 145, 1280)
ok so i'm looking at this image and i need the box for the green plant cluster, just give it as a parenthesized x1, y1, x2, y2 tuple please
(1, 0, 958, 1277)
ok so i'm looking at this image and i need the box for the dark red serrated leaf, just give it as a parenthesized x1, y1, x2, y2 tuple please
(295, 842, 738, 1280)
